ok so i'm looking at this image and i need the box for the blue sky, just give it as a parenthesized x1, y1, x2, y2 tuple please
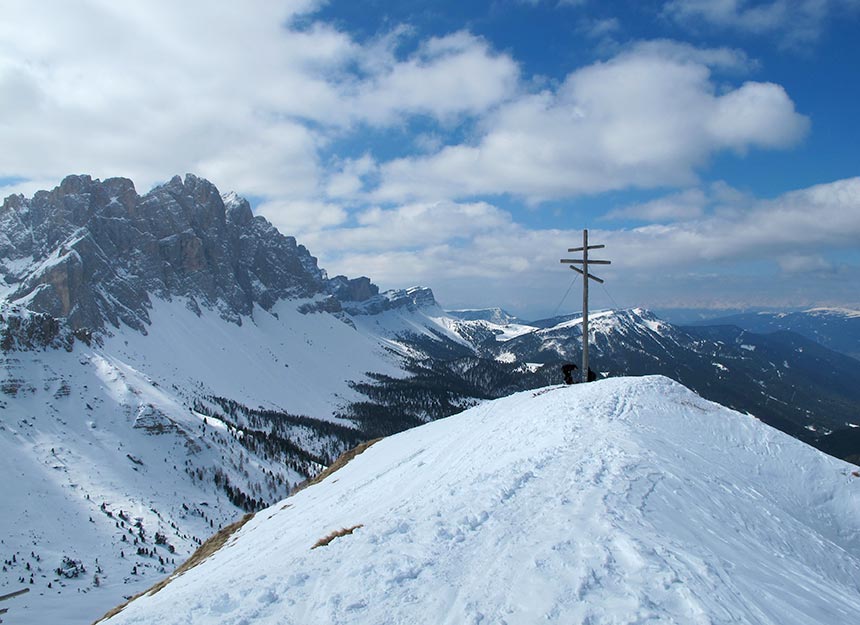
(1, 0, 859, 319)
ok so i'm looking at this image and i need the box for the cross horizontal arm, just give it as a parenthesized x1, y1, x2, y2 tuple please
(0, 589, 29, 602)
(560, 259, 611, 265)
(567, 244, 605, 252)
(569, 265, 604, 283)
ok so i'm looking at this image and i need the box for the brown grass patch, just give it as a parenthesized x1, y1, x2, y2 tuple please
(311, 524, 363, 549)
(293, 437, 382, 494)
(92, 512, 255, 624)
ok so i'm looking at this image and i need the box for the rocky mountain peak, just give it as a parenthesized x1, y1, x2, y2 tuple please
(447, 307, 521, 325)
(0, 174, 331, 332)
(340, 285, 439, 316)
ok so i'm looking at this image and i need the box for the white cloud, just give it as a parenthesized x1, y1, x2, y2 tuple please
(599, 177, 860, 268)
(626, 40, 756, 72)
(301, 200, 513, 253)
(579, 17, 622, 39)
(346, 31, 519, 126)
(777, 254, 835, 273)
(311, 177, 860, 314)
(664, 0, 860, 47)
(707, 81, 809, 150)
(0, 1, 519, 217)
(259, 198, 348, 235)
(0, 0, 346, 197)
(605, 189, 707, 221)
(373, 42, 807, 203)
(325, 155, 379, 200)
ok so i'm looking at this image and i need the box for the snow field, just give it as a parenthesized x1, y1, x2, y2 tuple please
(103, 376, 860, 625)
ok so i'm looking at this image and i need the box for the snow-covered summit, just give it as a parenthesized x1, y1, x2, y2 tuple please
(447, 307, 522, 325)
(803, 306, 860, 319)
(100, 376, 860, 625)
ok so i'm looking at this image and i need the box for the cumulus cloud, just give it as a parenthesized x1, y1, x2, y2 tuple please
(372, 42, 808, 203)
(0, 1, 518, 212)
(260, 198, 349, 235)
(601, 176, 860, 268)
(301, 200, 513, 253)
(2, 2, 848, 314)
(347, 31, 519, 126)
(311, 177, 860, 314)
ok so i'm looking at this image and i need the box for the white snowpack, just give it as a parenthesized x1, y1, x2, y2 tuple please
(349, 304, 473, 353)
(105, 297, 405, 417)
(493, 323, 538, 342)
(0, 296, 411, 624)
(0, 255, 35, 298)
(495, 351, 517, 363)
(102, 376, 860, 625)
(804, 307, 860, 318)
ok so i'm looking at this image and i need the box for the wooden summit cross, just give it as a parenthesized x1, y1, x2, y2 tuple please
(0, 587, 29, 622)
(560, 229, 610, 383)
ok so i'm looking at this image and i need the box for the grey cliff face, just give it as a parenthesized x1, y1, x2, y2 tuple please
(0, 174, 329, 331)
(340, 286, 439, 316)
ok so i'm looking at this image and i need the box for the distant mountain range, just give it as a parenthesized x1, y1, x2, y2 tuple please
(385, 307, 860, 456)
(691, 308, 860, 361)
(2, 174, 858, 624)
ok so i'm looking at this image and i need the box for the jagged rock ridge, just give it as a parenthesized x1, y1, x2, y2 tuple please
(0, 174, 329, 331)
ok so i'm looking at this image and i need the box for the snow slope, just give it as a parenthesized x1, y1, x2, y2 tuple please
(0, 296, 407, 625)
(101, 376, 860, 625)
(104, 296, 405, 417)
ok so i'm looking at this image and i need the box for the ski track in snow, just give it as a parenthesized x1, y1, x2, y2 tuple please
(103, 376, 860, 625)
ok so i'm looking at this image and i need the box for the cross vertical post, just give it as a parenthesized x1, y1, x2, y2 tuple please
(582, 229, 590, 383)
(560, 229, 610, 383)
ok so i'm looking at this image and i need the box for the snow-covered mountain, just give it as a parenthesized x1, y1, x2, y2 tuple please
(695, 307, 860, 361)
(0, 175, 483, 624)
(3, 174, 859, 624)
(376, 307, 860, 455)
(446, 306, 524, 325)
(97, 376, 860, 625)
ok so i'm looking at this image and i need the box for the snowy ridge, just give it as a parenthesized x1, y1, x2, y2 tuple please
(347, 288, 476, 356)
(802, 307, 860, 318)
(101, 376, 860, 625)
(446, 307, 523, 326)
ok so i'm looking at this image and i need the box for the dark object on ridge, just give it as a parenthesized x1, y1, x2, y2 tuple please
(562, 363, 597, 384)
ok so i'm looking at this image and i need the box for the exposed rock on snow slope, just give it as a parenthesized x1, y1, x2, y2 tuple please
(101, 376, 860, 625)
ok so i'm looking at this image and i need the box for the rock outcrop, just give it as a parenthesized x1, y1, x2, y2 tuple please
(0, 174, 330, 331)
